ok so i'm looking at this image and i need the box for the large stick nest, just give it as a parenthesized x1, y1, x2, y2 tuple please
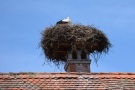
(41, 24, 112, 65)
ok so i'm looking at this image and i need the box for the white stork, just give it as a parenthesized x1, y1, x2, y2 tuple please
(56, 17, 72, 25)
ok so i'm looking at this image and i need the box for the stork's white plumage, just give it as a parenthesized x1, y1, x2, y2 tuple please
(56, 17, 72, 25)
(62, 17, 71, 22)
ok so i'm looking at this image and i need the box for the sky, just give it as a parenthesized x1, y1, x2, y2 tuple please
(0, 0, 135, 73)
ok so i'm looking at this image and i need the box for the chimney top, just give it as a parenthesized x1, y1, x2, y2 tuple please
(64, 50, 91, 72)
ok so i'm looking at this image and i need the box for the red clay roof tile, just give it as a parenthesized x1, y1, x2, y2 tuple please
(0, 72, 135, 89)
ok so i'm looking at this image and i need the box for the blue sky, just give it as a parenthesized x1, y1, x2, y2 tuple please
(0, 0, 135, 72)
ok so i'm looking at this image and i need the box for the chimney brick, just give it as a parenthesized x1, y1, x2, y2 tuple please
(64, 60, 91, 72)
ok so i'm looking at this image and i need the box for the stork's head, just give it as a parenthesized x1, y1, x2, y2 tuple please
(67, 17, 72, 26)
(67, 17, 70, 19)
(67, 17, 71, 22)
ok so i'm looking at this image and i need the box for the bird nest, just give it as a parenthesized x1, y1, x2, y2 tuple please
(41, 24, 112, 65)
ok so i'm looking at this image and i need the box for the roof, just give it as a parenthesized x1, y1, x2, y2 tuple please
(0, 72, 135, 90)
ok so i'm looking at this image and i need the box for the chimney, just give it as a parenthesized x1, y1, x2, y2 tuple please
(64, 50, 91, 72)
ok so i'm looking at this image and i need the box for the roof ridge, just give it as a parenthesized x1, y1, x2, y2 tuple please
(0, 72, 135, 75)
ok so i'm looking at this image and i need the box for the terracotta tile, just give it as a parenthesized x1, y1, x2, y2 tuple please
(0, 72, 135, 89)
